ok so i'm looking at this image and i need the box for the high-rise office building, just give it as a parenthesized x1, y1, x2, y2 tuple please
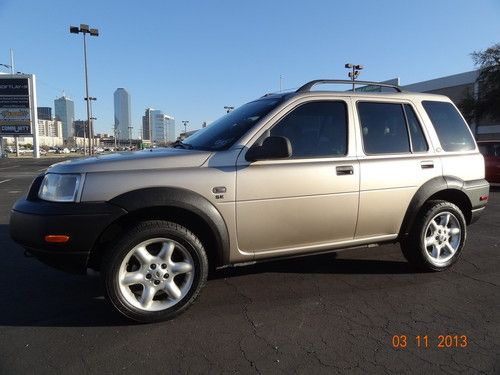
(165, 115, 176, 142)
(54, 96, 75, 139)
(37, 107, 52, 121)
(114, 88, 131, 141)
(150, 110, 175, 144)
(142, 108, 153, 141)
(73, 120, 88, 138)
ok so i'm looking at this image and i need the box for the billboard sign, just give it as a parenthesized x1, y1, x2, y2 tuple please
(0, 76, 33, 135)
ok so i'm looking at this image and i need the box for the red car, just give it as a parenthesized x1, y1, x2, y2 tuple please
(478, 141, 500, 183)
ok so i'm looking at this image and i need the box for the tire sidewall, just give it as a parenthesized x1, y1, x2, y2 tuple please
(103, 222, 207, 322)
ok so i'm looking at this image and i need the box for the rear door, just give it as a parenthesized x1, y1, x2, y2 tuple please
(354, 100, 441, 238)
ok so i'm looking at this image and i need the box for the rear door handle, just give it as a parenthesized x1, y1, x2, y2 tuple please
(420, 160, 434, 169)
(336, 165, 354, 175)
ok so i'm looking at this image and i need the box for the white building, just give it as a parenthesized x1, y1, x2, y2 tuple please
(150, 110, 176, 144)
(114, 88, 132, 141)
(38, 119, 62, 138)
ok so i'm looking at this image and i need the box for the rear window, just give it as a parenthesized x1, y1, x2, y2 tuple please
(422, 101, 475, 152)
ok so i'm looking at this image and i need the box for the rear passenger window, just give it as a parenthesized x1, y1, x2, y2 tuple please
(404, 104, 428, 152)
(358, 102, 410, 154)
(422, 101, 475, 152)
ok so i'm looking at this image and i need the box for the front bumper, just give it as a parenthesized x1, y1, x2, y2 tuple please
(10, 197, 126, 274)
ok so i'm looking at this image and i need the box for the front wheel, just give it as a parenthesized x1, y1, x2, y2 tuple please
(102, 220, 208, 322)
(401, 200, 467, 271)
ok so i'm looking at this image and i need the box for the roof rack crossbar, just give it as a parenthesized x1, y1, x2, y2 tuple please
(296, 79, 403, 93)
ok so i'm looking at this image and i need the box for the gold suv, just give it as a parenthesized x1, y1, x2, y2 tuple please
(10, 79, 489, 322)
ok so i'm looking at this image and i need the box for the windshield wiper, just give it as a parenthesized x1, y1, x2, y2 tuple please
(172, 140, 193, 149)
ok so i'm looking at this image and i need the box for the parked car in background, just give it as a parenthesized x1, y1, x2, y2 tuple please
(478, 140, 500, 183)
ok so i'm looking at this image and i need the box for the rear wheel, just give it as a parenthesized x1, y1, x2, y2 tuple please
(401, 200, 466, 271)
(102, 220, 208, 322)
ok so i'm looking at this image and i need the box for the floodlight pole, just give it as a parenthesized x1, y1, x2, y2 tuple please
(70, 24, 99, 156)
(345, 63, 364, 91)
(83, 32, 91, 155)
(182, 120, 189, 134)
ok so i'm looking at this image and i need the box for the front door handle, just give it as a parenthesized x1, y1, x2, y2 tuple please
(421, 160, 434, 169)
(336, 165, 354, 175)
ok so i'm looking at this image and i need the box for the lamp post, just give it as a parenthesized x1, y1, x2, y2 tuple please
(345, 63, 364, 91)
(84, 96, 96, 153)
(224, 106, 234, 113)
(70, 24, 99, 155)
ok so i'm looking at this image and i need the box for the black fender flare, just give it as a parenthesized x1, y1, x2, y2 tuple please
(398, 176, 471, 238)
(109, 187, 230, 265)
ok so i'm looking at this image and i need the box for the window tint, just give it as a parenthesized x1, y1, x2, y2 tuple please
(358, 102, 410, 154)
(422, 101, 475, 152)
(270, 101, 347, 158)
(404, 104, 428, 152)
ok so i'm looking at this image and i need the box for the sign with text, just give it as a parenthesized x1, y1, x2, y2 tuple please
(0, 76, 33, 135)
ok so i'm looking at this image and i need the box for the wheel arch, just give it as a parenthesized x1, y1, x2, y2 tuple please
(399, 176, 472, 239)
(88, 187, 230, 271)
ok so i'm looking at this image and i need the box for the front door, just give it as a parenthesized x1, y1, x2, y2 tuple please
(235, 99, 359, 255)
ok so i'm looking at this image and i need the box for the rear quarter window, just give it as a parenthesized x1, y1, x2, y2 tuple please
(422, 101, 475, 152)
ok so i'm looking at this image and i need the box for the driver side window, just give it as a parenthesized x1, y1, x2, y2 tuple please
(269, 101, 348, 158)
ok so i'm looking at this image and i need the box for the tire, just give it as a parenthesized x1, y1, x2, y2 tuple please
(400, 200, 467, 272)
(102, 220, 208, 322)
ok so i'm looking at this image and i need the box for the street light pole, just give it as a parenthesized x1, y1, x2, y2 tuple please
(345, 63, 364, 91)
(85, 96, 96, 153)
(182, 120, 189, 135)
(70, 24, 99, 156)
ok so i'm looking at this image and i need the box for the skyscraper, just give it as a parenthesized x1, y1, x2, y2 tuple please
(54, 96, 75, 139)
(142, 108, 153, 141)
(114, 88, 131, 141)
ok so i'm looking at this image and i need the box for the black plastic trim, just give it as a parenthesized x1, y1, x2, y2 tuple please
(399, 176, 489, 238)
(109, 187, 230, 265)
(9, 199, 127, 274)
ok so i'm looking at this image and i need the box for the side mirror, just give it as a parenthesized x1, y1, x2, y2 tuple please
(245, 136, 292, 162)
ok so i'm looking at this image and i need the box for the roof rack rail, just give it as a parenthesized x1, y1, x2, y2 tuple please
(296, 79, 403, 93)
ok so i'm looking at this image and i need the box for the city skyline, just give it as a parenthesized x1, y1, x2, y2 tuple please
(0, 0, 499, 136)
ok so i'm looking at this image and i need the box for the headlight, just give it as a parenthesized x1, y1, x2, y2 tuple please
(38, 174, 82, 202)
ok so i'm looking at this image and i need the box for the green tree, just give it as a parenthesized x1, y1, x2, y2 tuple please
(460, 43, 500, 124)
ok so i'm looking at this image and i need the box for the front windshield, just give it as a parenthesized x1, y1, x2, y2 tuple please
(181, 98, 284, 151)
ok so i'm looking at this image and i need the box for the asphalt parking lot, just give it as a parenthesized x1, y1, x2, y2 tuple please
(0, 157, 498, 374)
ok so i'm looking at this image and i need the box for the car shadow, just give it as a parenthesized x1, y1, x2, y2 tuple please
(210, 252, 418, 280)
(0, 223, 418, 328)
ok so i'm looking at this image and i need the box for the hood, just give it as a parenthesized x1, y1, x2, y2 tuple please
(47, 148, 212, 174)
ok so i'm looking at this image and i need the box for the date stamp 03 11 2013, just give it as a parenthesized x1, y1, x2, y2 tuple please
(392, 335, 468, 349)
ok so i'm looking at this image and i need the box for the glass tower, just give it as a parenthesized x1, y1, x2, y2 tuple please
(54, 96, 75, 140)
